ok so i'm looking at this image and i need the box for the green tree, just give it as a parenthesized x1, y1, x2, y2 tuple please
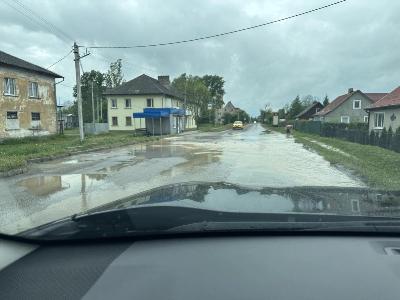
(201, 75, 225, 109)
(288, 95, 303, 119)
(105, 59, 124, 88)
(278, 108, 286, 119)
(323, 95, 330, 107)
(72, 70, 106, 123)
(259, 108, 273, 124)
(172, 74, 211, 122)
(301, 95, 315, 108)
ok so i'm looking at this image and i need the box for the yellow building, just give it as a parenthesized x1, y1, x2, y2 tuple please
(104, 74, 196, 133)
(0, 50, 62, 138)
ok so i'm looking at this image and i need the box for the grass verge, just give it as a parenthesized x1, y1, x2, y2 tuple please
(198, 123, 233, 132)
(0, 130, 159, 173)
(266, 125, 400, 190)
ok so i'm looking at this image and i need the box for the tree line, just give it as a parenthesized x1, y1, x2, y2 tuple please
(259, 94, 330, 124)
(63, 59, 124, 123)
(63, 60, 229, 124)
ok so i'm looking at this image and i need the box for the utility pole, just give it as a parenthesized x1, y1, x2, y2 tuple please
(73, 42, 90, 142)
(91, 81, 95, 125)
(184, 77, 187, 131)
(100, 96, 104, 123)
(73, 42, 84, 141)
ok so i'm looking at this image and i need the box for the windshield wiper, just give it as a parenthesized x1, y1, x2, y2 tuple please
(18, 205, 400, 241)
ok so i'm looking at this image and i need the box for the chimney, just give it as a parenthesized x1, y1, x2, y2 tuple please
(158, 75, 170, 87)
(348, 88, 354, 94)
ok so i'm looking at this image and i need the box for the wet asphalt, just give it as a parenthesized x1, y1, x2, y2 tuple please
(0, 124, 364, 234)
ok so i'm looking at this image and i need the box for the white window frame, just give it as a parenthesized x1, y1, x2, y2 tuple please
(111, 99, 117, 108)
(31, 112, 41, 128)
(6, 111, 19, 130)
(364, 116, 369, 123)
(28, 82, 39, 98)
(353, 99, 361, 109)
(31, 112, 41, 121)
(340, 116, 350, 124)
(125, 98, 131, 108)
(373, 112, 384, 129)
(146, 98, 154, 107)
(3, 78, 17, 96)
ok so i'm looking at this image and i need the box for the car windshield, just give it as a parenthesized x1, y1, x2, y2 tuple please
(1, 0, 400, 239)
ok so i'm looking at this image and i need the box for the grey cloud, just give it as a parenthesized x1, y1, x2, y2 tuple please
(1, 0, 400, 115)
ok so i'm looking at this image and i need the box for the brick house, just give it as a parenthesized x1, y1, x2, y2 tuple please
(0, 51, 62, 138)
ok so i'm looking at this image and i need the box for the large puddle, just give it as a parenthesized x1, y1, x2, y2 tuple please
(17, 174, 108, 198)
(1, 124, 366, 234)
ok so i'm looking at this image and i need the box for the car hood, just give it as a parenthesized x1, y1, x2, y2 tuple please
(86, 182, 400, 218)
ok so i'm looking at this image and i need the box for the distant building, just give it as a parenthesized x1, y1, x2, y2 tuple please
(314, 88, 387, 124)
(295, 101, 324, 120)
(0, 50, 62, 138)
(215, 101, 240, 124)
(366, 86, 400, 132)
(103, 74, 196, 134)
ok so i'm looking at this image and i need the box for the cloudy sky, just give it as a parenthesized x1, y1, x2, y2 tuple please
(1, 0, 399, 115)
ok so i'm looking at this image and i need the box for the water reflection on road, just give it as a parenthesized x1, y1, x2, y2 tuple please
(0, 124, 365, 234)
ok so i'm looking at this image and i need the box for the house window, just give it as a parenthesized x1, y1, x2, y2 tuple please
(31, 112, 41, 121)
(28, 82, 39, 98)
(7, 111, 18, 119)
(31, 112, 41, 128)
(125, 116, 132, 126)
(146, 98, 154, 107)
(112, 117, 118, 126)
(111, 99, 117, 108)
(374, 112, 384, 129)
(6, 111, 19, 129)
(353, 100, 361, 109)
(125, 99, 131, 108)
(364, 116, 369, 123)
(4, 78, 17, 96)
(340, 116, 350, 124)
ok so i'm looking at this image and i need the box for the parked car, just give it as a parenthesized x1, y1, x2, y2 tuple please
(233, 121, 244, 129)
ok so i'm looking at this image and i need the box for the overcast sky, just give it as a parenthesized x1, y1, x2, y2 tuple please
(1, 0, 399, 115)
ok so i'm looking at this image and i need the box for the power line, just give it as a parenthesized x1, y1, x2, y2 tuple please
(1, 0, 73, 44)
(83, 0, 347, 49)
(1, 0, 59, 38)
(47, 49, 73, 69)
(13, 0, 74, 42)
(92, 51, 157, 73)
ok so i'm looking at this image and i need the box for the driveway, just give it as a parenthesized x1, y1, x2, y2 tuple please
(0, 124, 363, 234)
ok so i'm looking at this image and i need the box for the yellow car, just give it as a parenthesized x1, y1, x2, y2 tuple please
(232, 121, 244, 130)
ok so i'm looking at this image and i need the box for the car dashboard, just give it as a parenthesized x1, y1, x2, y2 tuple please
(1, 235, 400, 299)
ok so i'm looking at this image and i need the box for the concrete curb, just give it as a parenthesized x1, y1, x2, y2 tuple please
(0, 137, 161, 178)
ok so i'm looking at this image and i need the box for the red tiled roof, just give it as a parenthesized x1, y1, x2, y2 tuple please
(315, 90, 386, 116)
(315, 93, 354, 116)
(368, 86, 400, 110)
(365, 93, 387, 102)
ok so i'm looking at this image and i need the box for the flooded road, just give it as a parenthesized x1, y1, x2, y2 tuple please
(0, 124, 364, 234)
